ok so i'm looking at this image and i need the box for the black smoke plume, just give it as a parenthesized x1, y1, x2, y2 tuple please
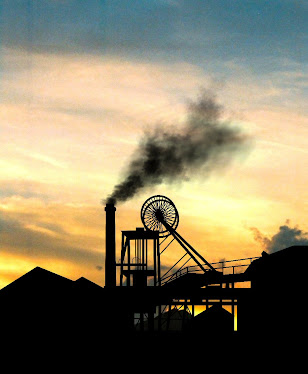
(106, 91, 249, 205)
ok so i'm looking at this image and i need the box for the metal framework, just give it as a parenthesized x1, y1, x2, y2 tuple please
(131, 257, 257, 334)
(141, 195, 215, 273)
(118, 228, 160, 287)
(117, 196, 259, 334)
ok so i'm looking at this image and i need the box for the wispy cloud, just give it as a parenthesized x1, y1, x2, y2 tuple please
(16, 148, 68, 169)
(0, 180, 50, 200)
(1, 48, 209, 124)
(0, 196, 107, 285)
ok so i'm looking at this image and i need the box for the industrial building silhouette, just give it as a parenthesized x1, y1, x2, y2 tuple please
(0, 195, 307, 348)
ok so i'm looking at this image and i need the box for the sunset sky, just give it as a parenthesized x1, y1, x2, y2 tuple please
(0, 0, 307, 288)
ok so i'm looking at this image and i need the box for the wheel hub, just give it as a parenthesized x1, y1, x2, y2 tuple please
(141, 195, 179, 238)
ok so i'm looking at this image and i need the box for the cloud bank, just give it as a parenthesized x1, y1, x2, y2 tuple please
(250, 220, 308, 253)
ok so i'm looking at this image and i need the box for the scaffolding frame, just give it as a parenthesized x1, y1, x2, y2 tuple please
(118, 228, 160, 288)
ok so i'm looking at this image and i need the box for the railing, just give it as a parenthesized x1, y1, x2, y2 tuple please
(160, 256, 260, 286)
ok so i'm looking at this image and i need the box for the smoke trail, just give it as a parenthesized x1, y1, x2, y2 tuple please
(250, 220, 308, 253)
(106, 91, 249, 204)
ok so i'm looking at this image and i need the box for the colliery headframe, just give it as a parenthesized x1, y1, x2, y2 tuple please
(104, 195, 308, 339)
(0, 194, 307, 347)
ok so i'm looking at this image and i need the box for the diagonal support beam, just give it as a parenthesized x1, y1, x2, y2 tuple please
(162, 221, 216, 272)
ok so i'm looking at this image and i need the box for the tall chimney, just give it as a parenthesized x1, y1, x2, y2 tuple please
(105, 203, 116, 288)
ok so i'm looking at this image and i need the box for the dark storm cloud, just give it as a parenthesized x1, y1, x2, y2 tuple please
(250, 220, 308, 254)
(106, 91, 250, 204)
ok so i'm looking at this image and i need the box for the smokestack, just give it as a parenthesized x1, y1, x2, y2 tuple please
(105, 203, 116, 288)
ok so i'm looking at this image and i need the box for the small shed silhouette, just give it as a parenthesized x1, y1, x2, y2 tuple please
(186, 304, 234, 336)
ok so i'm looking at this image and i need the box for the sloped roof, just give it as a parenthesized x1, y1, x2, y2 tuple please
(0, 266, 73, 297)
(187, 305, 234, 334)
(245, 245, 308, 277)
(193, 304, 233, 322)
(267, 245, 308, 261)
(74, 276, 103, 292)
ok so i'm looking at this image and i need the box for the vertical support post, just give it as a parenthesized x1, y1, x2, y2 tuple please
(127, 240, 131, 287)
(182, 300, 187, 331)
(146, 239, 148, 270)
(232, 265, 235, 330)
(120, 232, 124, 287)
(157, 236, 161, 287)
(142, 238, 145, 271)
(232, 299, 235, 331)
(105, 203, 116, 288)
(153, 238, 157, 286)
(167, 304, 172, 331)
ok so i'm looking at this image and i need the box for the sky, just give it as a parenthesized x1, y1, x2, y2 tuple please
(0, 0, 307, 288)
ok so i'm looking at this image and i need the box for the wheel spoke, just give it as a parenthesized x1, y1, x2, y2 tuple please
(141, 195, 179, 237)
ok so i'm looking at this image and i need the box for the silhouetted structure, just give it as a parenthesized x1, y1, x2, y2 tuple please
(105, 202, 116, 288)
(0, 267, 73, 338)
(238, 246, 308, 339)
(0, 267, 133, 346)
(1, 195, 307, 347)
(186, 304, 234, 336)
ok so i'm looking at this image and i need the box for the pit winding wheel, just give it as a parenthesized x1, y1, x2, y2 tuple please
(141, 195, 179, 238)
(141, 195, 216, 272)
